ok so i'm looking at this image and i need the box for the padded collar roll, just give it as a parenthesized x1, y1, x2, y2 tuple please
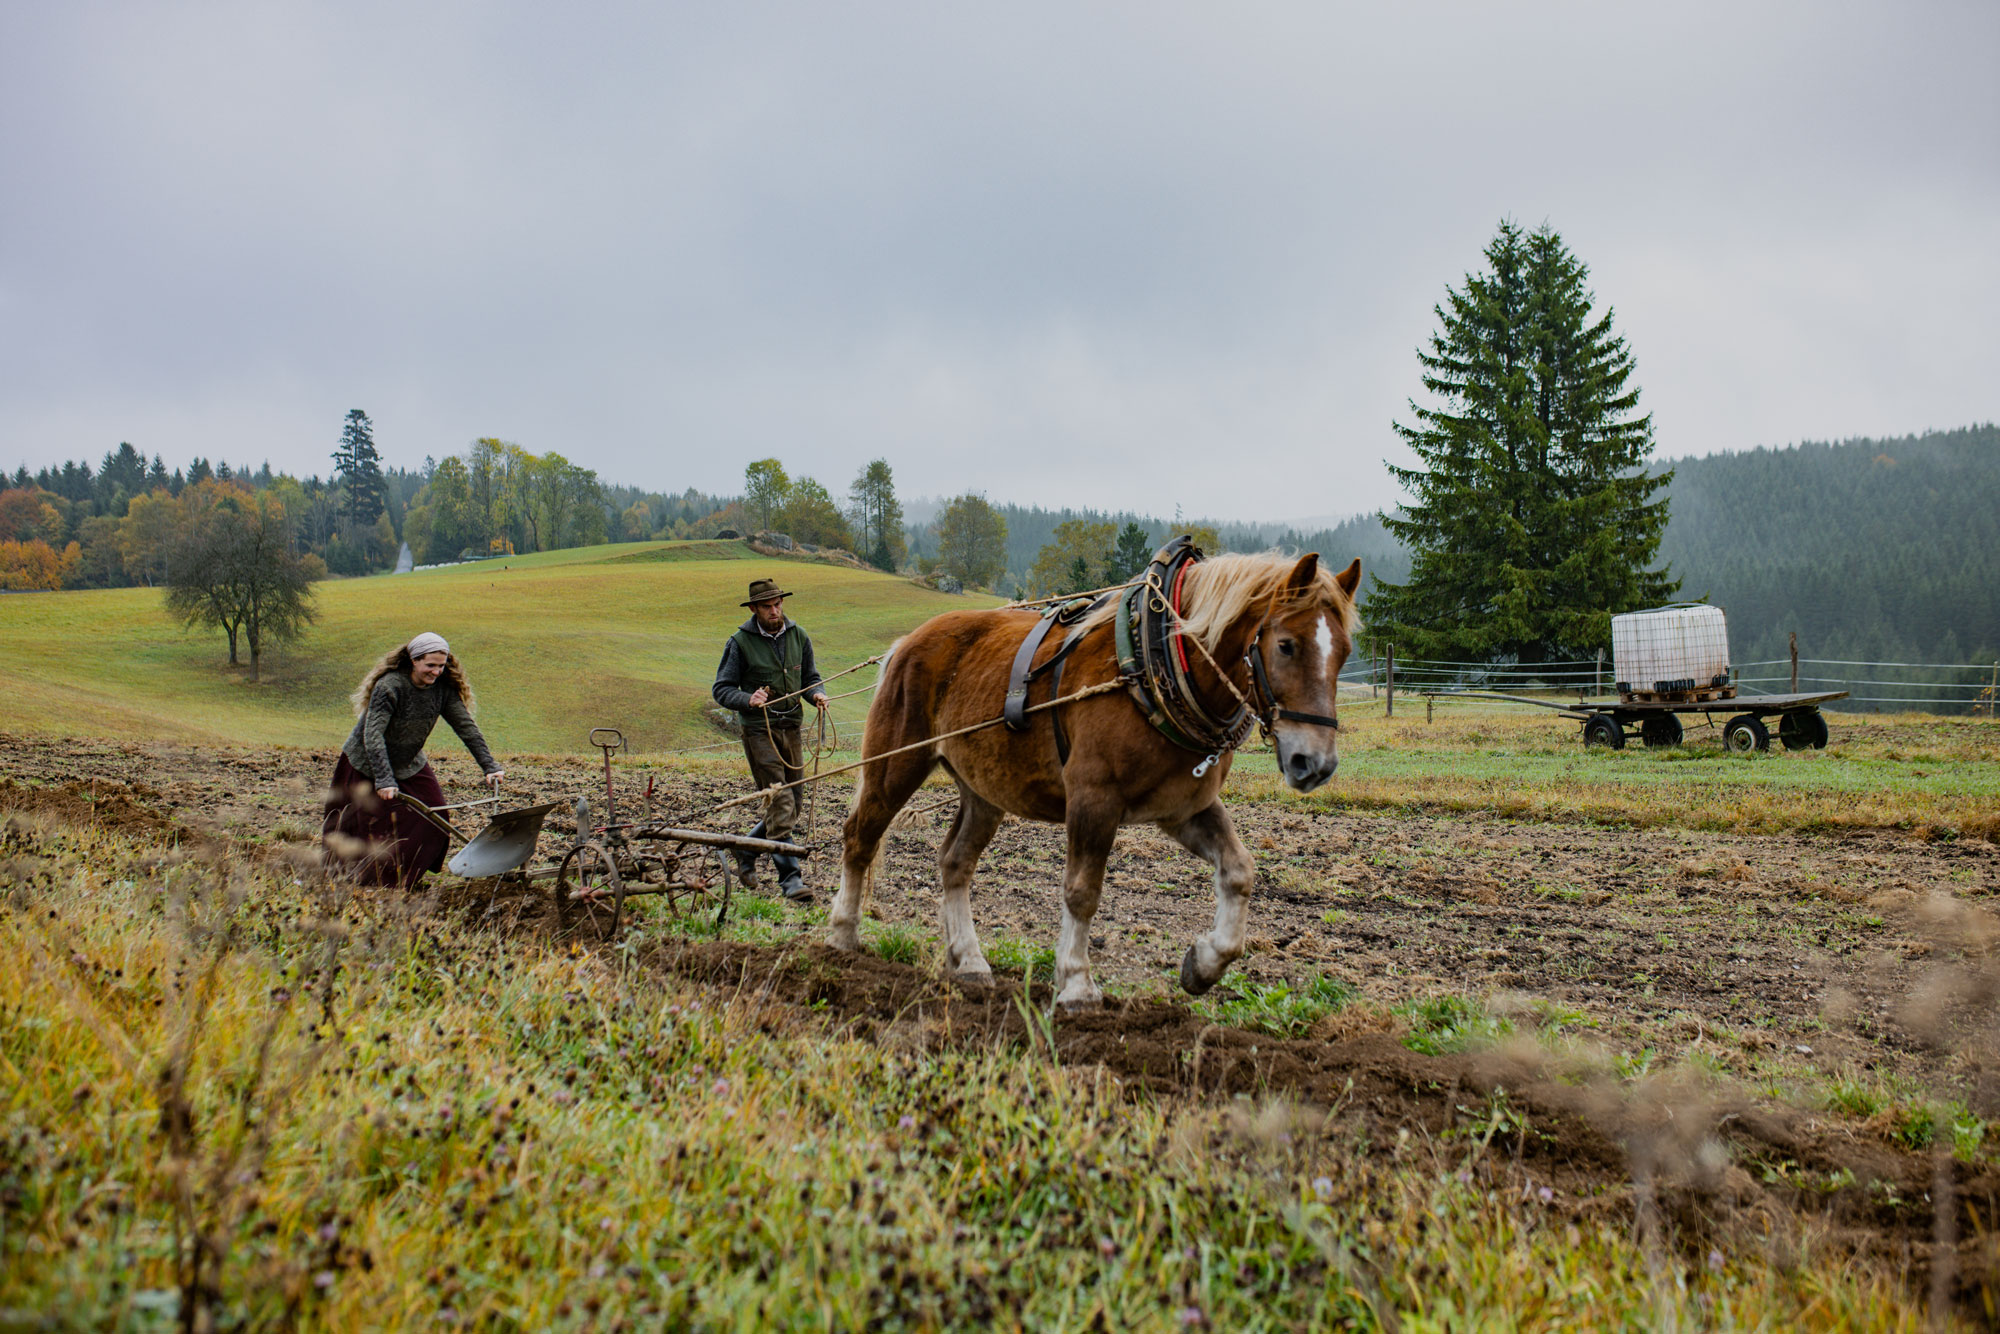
(1114, 537, 1259, 755)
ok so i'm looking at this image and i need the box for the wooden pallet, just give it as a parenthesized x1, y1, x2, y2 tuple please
(1619, 685, 1737, 705)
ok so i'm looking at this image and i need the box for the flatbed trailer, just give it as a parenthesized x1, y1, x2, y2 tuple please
(1425, 689, 1850, 751)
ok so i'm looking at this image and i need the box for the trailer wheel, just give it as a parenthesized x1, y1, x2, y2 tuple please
(1583, 713, 1624, 749)
(1777, 707, 1830, 750)
(1640, 715, 1683, 748)
(1723, 714, 1770, 753)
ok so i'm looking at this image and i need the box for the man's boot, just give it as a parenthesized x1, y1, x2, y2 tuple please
(773, 853, 812, 905)
(733, 821, 765, 885)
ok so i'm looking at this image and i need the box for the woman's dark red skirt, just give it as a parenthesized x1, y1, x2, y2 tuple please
(321, 755, 449, 888)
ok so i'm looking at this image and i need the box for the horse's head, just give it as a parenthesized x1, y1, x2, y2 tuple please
(1253, 554, 1361, 793)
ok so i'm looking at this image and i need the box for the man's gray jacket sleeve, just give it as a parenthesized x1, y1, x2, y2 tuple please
(712, 637, 757, 712)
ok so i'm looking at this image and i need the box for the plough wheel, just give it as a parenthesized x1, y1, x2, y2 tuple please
(555, 839, 626, 939)
(624, 840, 719, 920)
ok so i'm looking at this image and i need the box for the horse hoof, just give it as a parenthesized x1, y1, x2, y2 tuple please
(953, 969, 995, 995)
(1057, 994, 1102, 1014)
(1179, 945, 1216, 997)
(828, 926, 861, 952)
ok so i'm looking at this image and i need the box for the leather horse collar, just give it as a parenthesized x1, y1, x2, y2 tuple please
(1118, 536, 1342, 766)
(1114, 536, 1257, 763)
(1006, 536, 1340, 773)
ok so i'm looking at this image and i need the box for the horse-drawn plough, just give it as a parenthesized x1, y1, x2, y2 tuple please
(396, 726, 809, 938)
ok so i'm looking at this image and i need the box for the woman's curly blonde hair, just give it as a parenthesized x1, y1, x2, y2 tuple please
(351, 644, 475, 716)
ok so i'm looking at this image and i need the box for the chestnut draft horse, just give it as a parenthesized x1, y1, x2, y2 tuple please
(830, 549, 1362, 1010)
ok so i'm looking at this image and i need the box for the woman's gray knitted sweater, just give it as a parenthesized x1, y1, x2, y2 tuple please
(341, 672, 499, 789)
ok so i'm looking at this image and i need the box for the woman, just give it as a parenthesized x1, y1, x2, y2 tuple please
(321, 631, 505, 887)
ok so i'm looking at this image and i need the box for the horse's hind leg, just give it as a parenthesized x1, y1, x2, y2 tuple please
(829, 749, 934, 952)
(1157, 800, 1254, 996)
(937, 782, 1003, 990)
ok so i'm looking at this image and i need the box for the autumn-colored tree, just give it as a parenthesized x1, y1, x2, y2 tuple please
(0, 539, 78, 590)
(0, 488, 62, 544)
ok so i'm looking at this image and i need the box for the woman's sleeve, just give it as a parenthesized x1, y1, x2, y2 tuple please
(362, 681, 399, 788)
(442, 691, 501, 774)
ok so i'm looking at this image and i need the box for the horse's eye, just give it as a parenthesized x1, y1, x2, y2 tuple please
(1278, 639, 1296, 657)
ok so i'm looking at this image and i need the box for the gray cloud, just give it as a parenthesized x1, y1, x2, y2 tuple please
(4, 2, 1995, 521)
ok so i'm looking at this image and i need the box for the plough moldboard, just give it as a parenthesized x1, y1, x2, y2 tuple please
(396, 726, 809, 939)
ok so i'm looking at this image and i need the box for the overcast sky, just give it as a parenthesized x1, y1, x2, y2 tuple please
(4, 2, 1995, 523)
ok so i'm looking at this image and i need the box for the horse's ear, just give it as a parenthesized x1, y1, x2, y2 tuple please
(1334, 558, 1361, 598)
(1287, 553, 1320, 590)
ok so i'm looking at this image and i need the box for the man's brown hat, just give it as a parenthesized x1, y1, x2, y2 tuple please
(741, 577, 794, 607)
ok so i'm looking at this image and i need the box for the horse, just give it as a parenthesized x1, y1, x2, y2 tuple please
(829, 546, 1362, 1010)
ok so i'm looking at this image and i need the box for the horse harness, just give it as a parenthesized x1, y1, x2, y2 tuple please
(1003, 536, 1341, 774)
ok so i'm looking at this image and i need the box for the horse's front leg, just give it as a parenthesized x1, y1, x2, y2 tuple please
(1055, 801, 1120, 1011)
(1158, 801, 1255, 996)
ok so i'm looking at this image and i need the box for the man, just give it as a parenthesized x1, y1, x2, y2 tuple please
(711, 577, 828, 901)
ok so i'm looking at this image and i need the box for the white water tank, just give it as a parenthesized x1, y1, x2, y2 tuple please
(1612, 605, 1732, 698)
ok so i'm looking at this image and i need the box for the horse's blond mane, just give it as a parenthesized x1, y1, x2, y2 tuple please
(1076, 551, 1358, 651)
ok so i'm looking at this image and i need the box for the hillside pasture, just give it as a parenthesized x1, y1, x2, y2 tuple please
(0, 540, 984, 755)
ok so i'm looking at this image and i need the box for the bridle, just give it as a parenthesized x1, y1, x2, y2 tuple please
(1244, 638, 1341, 737)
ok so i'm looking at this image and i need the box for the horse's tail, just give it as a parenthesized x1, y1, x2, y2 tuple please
(844, 636, 903, 908)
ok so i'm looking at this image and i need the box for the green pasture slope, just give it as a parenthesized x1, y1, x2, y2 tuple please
(0, 541, 993, 755)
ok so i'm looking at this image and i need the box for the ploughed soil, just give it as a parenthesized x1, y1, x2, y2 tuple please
(4, 730, 1998, 1301)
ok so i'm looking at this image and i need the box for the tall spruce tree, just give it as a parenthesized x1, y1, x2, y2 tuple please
(1364, 220, 1675, 665)
(332, 409, 387, 526)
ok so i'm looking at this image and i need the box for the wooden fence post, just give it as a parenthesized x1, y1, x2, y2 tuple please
(1789, 632, 1798, 693)
(1595, 647, 1603, 698)
(1386, 644, 1395, 718)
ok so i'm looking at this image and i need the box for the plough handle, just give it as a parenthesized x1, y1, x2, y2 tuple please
(394, 791, 465, 843)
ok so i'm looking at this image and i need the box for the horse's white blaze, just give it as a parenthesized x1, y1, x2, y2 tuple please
(1314, 614, 1334, 665)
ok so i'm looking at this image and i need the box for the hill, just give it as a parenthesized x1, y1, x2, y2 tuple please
(0, 539, 991, 755)
(1278, 424, 1997, 673)
(1655, 424, 2000, 667)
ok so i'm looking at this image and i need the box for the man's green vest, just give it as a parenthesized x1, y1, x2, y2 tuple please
(732, 623, 806, 728)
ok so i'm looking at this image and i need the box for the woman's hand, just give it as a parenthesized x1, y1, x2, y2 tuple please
(487, 770, 505, 791)
(378, 786, 400, 803)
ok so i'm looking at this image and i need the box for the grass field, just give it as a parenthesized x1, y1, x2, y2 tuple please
(4, 544, 1997, 840)
(1249, 701, 2000, 841)
(0, 541, 987, 756)
(0, 817, 1946, 1330)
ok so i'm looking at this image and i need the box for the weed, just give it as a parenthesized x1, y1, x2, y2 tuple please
(1398, 993, 1513, 1055)
(869, 922, 924, 965)
(1197, 974, 1355, 1038)
(1824, 1079, 1886, 1119)
(988, 936, 1056, 982)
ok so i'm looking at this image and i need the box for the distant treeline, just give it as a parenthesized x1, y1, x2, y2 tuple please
(0, 438, 738, 589)
(1343, 423, 1999, 671)
(902, 501, 1411, 594)
(12, 424, 1995, 688)
(1654, 424, 1999, 669)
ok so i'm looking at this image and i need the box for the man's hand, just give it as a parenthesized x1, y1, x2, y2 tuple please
(812, 692, 829, 711)
(487, 770, 505, 791)
(747, 686, 771, 707)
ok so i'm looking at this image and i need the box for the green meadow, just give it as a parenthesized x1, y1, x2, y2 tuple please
(4, 541, 1995, 838)
(0, 541, 988, 756)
